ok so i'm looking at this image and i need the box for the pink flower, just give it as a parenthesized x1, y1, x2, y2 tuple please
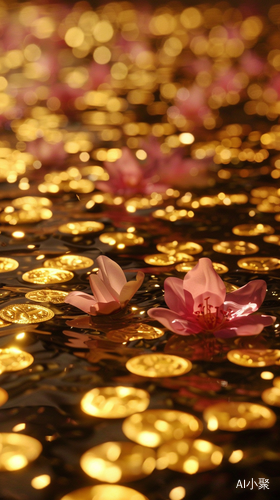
(148, 258, 275, 338)
(65, 256, 144, 315)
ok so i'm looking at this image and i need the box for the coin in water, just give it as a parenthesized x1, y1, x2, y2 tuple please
(203, 402, 276, 431)
(126, 354, 192, 378)
(0, 257, 19, 273)
(227, 349, 280, 367)
(25, 290, 69, 304)
(157, 439, 223, 474)
(43, 255, 94, 270)
(144, 254, 177, 266)
(157, 241, 203, 255)
(0, 388, 8, 406)
(0, 304, 54, 324)
(81, 386, 150, 418)
(99, 232, 144, 247)
(80, 441, 156, 482)
(237, 257, 280, 272)
(262, 387, 280, 407)
(106, 324, 164, 343)
(59, 221, 105, 234)
(0, 433, 42, 471)
(60, 485, 149, 500)
(264, 235, 280, 245)
(122, 410, 203, 448)
(12, 196, 52, 209)
(232, 224, 275, 236)
(213, 241, 259, 255)
(176, 261, 228, 274)
(22, 268, 74, 284)
(0, 208, 52, 224)
(0, 348, 34, 373)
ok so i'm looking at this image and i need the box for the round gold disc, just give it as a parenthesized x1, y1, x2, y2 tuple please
(176, 261, 228, 274)
(0, 208, 52, 224)
(106, 324, 165, 343)
(263, 235, 280, 245)
(25, 290, 69, 304)
(0, 348, 34, 373)
(157, 241, 203, 255)
(0, 388, 8, 406)
(232, 224, 275, 236)
(122, 409, 203, 448)
(152, 208, 189, 221)
(262, 387, 280, 407)
(60, 485, 149, 500)
(157, 439, 223, 474)
(22, 268, 74, 284)
(213, 241, 259, 255)
(227, 349, 280, 367)
(203, 402, 276, 431)
(237, 257, 280, 272)
(43, 255, 94, 270)
(81, 386, 150, 418)
(99, 232, 144, 247)
(80, 441, 156, 482)
(12, 196, 52, 209)
(0, 257, 19, 272)
(126, 354, 192, 378)
(0, 304, 54, 324)
(58, 221, 104, 234)
(0, 433, 42, 471)
(144, 254, 177, 266)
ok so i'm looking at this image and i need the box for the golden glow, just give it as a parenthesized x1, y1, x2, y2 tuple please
(31, 475, 51, 489)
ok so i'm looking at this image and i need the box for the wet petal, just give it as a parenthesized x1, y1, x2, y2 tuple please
(164, 277, 194, 315)
(213, 314, 276, 338)
(89, 273, 117, 303)
(225, 280, 267, 316)
(148, 307, 201, 335)
(64, 291, 97, 314)
(96, 255, 127, 298)
(97, 301, 122, 314)
(119, 271, 144, 305)
(183, 258, 226, 308)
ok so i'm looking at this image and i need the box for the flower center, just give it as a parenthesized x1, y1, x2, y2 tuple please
(194, 297, 232, 332)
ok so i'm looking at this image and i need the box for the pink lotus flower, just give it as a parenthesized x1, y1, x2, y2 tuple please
(148, 258, 275, 338)
(65, 256, 144, 315)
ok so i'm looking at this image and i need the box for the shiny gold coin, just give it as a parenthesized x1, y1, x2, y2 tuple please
(25, 290, 69, 304)
(152, 208, 189, 221)
(99, 232, 144, 247)
(80, 441, 156, 483)
(157, 439, 223, 473)
(262, 387, 280, 407)
(0, 388, 8, 406)
(43, 254, 94, 270)
(126, 354, 192, 378)
(0, 348, 34, 373)
(0, 208, 52, 225)
(106, 324, 165, 343)
(0, 257, 19, 272)
(144, 254, 177, 266)
(227, 349, 280, 367)
(81, 386, 150, 419)
(224, 282, 240, 292)
(12, 196, 52, 209)
(0, 304, 54, 324)
(60, 485, 149, 500)
(58, 221, 104, 234)
(0, 433, 42, 471)
(232, 224, 275, 236)
(61, 179, 94, 193)
(213, 241, 259, 255)
(237, 257, 280, 272)
(257, 202, 280, 213)
(22, 267, 74, 284)
(175, 261, 228, 274)
(122, 410, 203, 448)
(157, 241, 203, 255)
(0, 318, 11, 328)
(203, 402, 276, 431)
(251, 187, 278, 198)
(263, 234, 280, 245)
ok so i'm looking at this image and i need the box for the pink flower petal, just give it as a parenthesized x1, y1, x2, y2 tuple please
(183, 258, 226, 308)
(64, 291, 97, 314)
(148, 307, 201, 335)
(224, 280, 267, 317)
(213, 314, 276, 338)
(119, 271, 144, 305)
(97, 301, 122, 314)
(164, 277, 194, 316)
(89, 273, 117, 303)
(96, 255, 127, 298)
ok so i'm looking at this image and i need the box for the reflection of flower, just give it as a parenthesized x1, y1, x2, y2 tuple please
(65, 256, 144, 315)
(148, 258, 275, 338)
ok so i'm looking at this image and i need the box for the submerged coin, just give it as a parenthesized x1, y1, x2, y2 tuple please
(44, 255, 94, 270)
(0, 433, 42, 471)
(22, 268, 74, 284)
(263, 235, 280, 245)
(60, 485, 149, 500)
(81, 386, 150, 418)
(0, 257, 19, 272)
(176, 261, 228, 274)
(106, 324, 164, 343)
(0, 208, 52, 224)
(213, 241, 259, 255)
(99, 232, 144, 247)
(25, 290, 69, 304)
(80, 441, 156, 483)
(232, 224, 274, 236)
(0, 348, 34, 373)
(157, 241, 203, 255)
(12, 196, 52, 209)
(0, 304, 54, 324)
(0, 388, 8, 406)
(144, 254, 177, 266)
(59, 221, 104, 234)
(237, 257, 280, 272)
(227, 349, 280, 367)
(126, 354, 192, 378)
(203, 402, 276, 431)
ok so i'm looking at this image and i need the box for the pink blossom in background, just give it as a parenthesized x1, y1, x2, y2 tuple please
(240, 51, 265, 76)
(148, 258, 275, 338)
(26, 137, 67, 166)
(175, 85, 211, 123)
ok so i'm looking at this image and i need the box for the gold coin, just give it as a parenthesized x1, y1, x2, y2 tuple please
(0, 257, 19, 272)
(213, 241, 259, 255)
(0, 388, 8, 406)
(152, 208, 189, 221)
(91, 193, 125, 205)
(80, 441, 156, 482)
(257, 202, 280, 213)
(0, 348, 34, 373)
(22, 267, 74, 284)
(81, 386, 150, 418)
(106, 324, 165, 343)
(0, 304, 54, 324)
(227, 349, 280, 367)
(61, 179, 94, 193)
(58, 221, 105, 234)
(99, 232, 144, 247)
(122, 410, 203, 448)
(176, 261, 228, 274)
(0, 208, 52, 224)
(60, 485, 149, 500)
(144, 254, 177, 266)
(157, 241, 203, 255)
(232, 224, 275, 236)
(251, 187, 278, 198)
(273, 377, 280, 388)
(43, 255, 94, 270)
(125, 196, 162, 210)
(0, 433, 42, 471)
(25, 290, 69, 304)
(157, 439, 223, 473)
(263, 234, 280, 245)
(203, 402, 276, 431)
(0, 318, 11, 328)
(237, 257, 280, 272)
(12, 196, 52, 209)
(262, 387, 280, 407)
(126, 354, 192, 378)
